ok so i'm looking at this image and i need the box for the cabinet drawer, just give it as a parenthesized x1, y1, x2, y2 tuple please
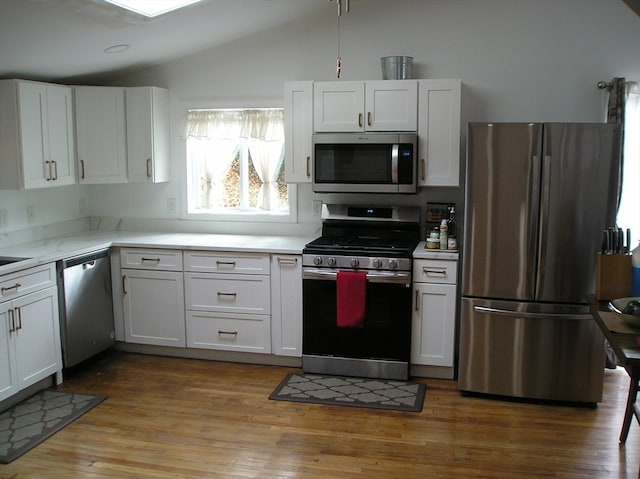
(184, 272, 270, 314)
(183, 251, 269, 275)
(0, 263, 56, 301)
(186, 311, 271, 353)
(120, 248, 183, 271)
(413, 259, 457, 285)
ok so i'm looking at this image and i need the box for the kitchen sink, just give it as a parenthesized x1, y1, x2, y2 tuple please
(0, 256, 30, 267)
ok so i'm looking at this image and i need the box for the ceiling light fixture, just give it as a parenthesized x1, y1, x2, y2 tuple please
(328, 0, 351, 78)
(101, 0, 203, 18)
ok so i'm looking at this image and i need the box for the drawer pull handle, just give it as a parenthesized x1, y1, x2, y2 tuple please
(8, 309, 15, 333)
(306, 156, 311, 178)
(415, 290, 420, 311)
(1, 283, 21, 293)
(216, 261, 236, 268)
(423, 268, 447, 277)
(218, 330, 238, 336)
(277, 257, 298, 265)
(217, 292, 237, 298)
(52, 160, 58, 180)
(80, 159, 86, 179)
(146, 158, 152, 178)
(122, 275, 128, 295)
(46, 160, 53, 181)
(141, 257, 161, 263)
(15, 307, 22, 330)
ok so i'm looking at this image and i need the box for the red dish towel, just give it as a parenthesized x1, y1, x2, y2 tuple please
(336, 270, 367, 328)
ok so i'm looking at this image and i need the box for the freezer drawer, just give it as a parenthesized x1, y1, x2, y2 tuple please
(457, 297, 605, 403)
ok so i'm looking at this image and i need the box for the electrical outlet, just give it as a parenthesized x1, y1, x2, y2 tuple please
(79, 198, 87, 216)
(312, 200, 322, 216)
(26, 205, 35, 223)
(0, 209, 7, 228)
(167, 197, 177, 215)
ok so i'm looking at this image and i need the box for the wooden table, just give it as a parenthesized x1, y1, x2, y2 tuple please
(588, 294, 640, 443)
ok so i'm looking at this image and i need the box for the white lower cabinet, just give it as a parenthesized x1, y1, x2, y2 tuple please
(121, 248, 185, 347)
(0, 283, 62, 402)
(270, 255, 302, 357)
(186, 311, 271, 353)
(412, 258, 458, 376)
(184, 251, 271, 354)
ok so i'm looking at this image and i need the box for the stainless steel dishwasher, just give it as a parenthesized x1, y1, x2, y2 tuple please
(57, 249, 115, 367)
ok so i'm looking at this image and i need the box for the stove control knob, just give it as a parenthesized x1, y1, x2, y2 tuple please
(388, 259, 398, 270)
(327, 257, 337, 267)
(313, 256, 323, 266)
(373, 258, 383, 269)
(350, 258, 360, 268)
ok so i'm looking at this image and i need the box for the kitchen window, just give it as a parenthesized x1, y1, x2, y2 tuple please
(184, 108, 293, 219)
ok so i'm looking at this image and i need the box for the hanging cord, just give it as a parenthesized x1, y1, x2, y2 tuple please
(336, 11, 341, 78)
(329, 0, 351, 78)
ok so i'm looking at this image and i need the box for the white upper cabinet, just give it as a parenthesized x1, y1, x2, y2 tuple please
(126, 87, 170, 183)
(75, 85, 170, 184)
(417, 79, 461, 187)
(284, 81, 313, 183)
(313, 80, 418, 132)
(74, 86, 128, 184)
(0, 79, 75, 189)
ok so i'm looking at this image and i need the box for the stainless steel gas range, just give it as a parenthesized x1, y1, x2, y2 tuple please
(302, 204, 420, 380)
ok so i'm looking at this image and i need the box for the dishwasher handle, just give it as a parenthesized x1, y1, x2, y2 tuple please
(61, 249, 110, 269)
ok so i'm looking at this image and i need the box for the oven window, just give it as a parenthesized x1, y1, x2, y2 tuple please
(303, 279, 412, 361)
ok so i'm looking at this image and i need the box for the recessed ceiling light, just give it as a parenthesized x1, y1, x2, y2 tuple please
(104, 43, 131, 54)
(101, 0, 203, 18)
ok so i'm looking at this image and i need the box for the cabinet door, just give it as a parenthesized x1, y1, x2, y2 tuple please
(270, 255, 302, 357)
(13, 286, 62, 389)
(417, 79, 461, 187)
(365, 80, 418, 131)
(17, 81, 49, 189)
(284, 81, 313, 183)
(126, 87, 170, 183)
(313, 81, 364, 132)
(122, 269, 185, 347)
(75, 86, 128, 184)
(411, 282, 456, 367)
(0, 302, 18, 401)
(45, 84, 76, 186)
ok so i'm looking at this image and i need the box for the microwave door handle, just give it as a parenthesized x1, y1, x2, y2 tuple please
(391, 144, 399, 183)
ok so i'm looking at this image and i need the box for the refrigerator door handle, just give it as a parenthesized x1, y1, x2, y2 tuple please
(473, 305, 592, 320)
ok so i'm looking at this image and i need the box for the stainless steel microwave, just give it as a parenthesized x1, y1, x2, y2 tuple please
(312, 132, 418, 194)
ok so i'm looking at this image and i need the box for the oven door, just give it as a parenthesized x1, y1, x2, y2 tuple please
(302, 268, 413, 375)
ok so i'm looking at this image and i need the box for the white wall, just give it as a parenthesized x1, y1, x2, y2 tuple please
(3, 0, 639, 239)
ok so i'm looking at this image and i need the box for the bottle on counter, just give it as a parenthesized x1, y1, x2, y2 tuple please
(633, 241, 640, 296)
(446, 205, 457, 238)
(439, 219, 448, 249)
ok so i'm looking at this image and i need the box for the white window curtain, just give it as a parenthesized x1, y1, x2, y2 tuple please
(184, 109, 284, 211)
(618, 82, 640, 247)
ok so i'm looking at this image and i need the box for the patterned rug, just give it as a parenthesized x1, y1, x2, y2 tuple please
(0, 389, 106, 464)
(269, 373, 426, 412)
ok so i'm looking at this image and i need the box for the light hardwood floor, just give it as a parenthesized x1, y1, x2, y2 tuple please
(2, 351, 639, 479)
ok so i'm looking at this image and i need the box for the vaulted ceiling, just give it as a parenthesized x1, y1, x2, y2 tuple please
(0, 0, 328, 84)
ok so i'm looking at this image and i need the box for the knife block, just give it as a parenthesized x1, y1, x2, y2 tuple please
(595, 253, 632, 300)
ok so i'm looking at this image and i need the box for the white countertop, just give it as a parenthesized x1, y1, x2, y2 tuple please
(0, 230, 314, 275)
(413, 241, 460, 260)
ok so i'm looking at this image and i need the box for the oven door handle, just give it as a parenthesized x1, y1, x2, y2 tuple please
(303, 268, 411, 285)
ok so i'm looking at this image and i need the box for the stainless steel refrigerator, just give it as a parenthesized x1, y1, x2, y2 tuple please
(458, 122, 621, 404)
